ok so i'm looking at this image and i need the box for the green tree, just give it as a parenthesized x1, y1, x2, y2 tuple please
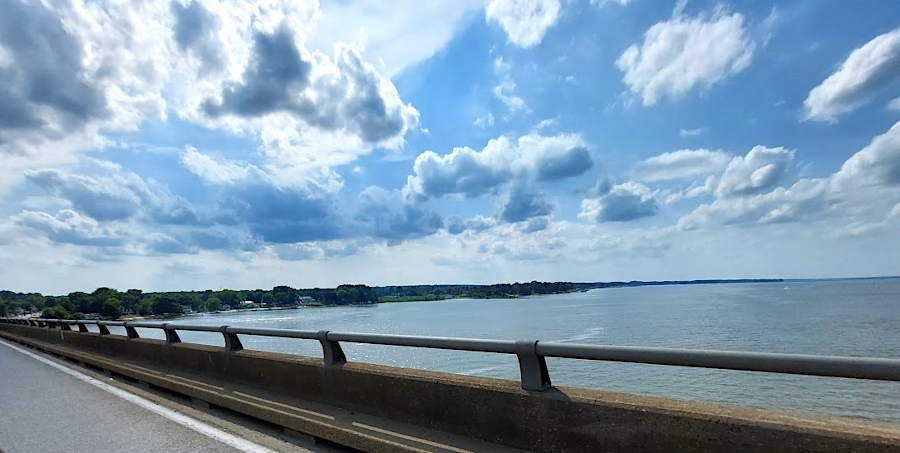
(148, 295, 182, 315)
(0, 298, 7, 316)
(101, 297, 123, 319)
(216, 290, 241, 307)
(205, 295, 222, 312)
(41, 305, 74, 320)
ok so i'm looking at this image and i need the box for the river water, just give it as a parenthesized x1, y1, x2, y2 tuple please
(151, 279, 900, 423)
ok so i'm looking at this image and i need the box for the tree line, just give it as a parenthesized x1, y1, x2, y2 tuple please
(0, 284, 378, 320)
(0, 281, 582, 320)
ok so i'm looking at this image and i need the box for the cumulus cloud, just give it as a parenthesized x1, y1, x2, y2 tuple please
(203, 27, 418, 146)
(14, 210, 125, 247)
(496, 184, 553, 223)
(24, 165, 201, 226)
(405, 133, 591, 200)
(355, 187, 443, 244)
(180, 147, 261, 185)
(220, 182, 341, 244)
(616, 5, 754, 105)
(25, 169, 153, 221)
(0, 0, 109, 154)
(804, 27, 900, 122)
(633, 149, 730, 182)
(580, 182, 659, 222)
(486, 0, 561, 48)
(716, 146, 794, 197)
(0, 0, 418, 194)
(521, 216, 550, 233)
(171, 0, 224, 74)
(679, 123, 900, 230)
(832, 120, 900, 188)
(679, 178, 829, 230)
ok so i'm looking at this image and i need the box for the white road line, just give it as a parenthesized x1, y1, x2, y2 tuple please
(0, 339, 279, 453)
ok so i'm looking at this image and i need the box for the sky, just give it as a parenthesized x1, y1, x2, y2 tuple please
(1, 0, 900, 294)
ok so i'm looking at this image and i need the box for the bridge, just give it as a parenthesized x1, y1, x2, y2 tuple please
(1, 317, 899, 453)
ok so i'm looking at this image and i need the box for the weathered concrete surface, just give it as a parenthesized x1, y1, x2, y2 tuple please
(2, 323, 899, 453)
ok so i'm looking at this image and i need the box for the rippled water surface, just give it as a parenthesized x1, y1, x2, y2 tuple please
(153, 279, 900, 422)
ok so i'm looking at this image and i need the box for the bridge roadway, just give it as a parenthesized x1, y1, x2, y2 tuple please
(0, 338, 338, 453)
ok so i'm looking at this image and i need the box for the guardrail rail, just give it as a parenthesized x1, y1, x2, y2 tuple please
(2, 317, 899, 391)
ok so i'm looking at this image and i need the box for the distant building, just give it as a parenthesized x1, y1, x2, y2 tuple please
(221, 304, 231, 310)
(123, 308, 135, 316)
(238, 301, 260, 309)
(85, 313, 101, 320)
(181, 305, 194, 314)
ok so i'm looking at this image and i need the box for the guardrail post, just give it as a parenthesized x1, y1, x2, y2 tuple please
(515, 340, 551, 391)
(163, 324, 181, 344)
(98, 324, 111, 335)
(222, 326, 243, 351)
(37, 319, 47, 328)
(60, 322, 72, 331)
(125, 324, 139, 339)
(77, 322, 89, 333)
(29, 320, 37, 327)
(317, 330, 346, 365)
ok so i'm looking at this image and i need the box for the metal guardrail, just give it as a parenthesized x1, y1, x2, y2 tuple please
(2, 317, 900, 391)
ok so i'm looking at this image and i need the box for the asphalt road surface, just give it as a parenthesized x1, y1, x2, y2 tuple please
(0, 338, 321, 453)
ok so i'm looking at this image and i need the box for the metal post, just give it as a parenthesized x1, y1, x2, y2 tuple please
(125, 325, 139, 339)
(163, 325, 181, 344)
(37, 320, 47, 327)
(317, 330, 346, 365)
(515, 340, 551, 391)
(78, 323, 89, 333)
(29, 320, 37, 327)
(60, 322, 72, 331)
(222, 326, 243, 351)
(98, 324, 111, 335)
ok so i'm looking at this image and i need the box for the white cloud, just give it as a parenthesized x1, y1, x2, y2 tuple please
(474, 112, 496, 128)
(633, 149, 730, 182)
(0, 0, 420, 197)
(493, 79, 527, 112)
(616, 6, 754, 106)
(804, 27, 900, 122)
(404, 133, 591, 200)
(678, 178, 828, 230)
(679, 127, 706, 137)
(492, 56, 528, 114)
(679, 122, 900, 230)
(716, 146, 794, 197)
(14, 209, 126, 247)
(888, 97, 900, 112)
(832, 120, 900, 189)
(579, 182, 659, 222)
(180, 148, 260, 185)
(486, 0, 561, 48)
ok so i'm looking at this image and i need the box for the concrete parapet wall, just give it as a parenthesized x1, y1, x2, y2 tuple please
(2, 323, 899, 453)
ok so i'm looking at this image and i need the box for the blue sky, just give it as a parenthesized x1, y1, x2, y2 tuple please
(1, 0, 899, 294)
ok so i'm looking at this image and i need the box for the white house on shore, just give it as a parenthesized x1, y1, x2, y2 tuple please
(239, 300, 261, 309)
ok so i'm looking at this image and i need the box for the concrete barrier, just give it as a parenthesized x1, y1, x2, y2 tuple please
(2, 323, 899, 453)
